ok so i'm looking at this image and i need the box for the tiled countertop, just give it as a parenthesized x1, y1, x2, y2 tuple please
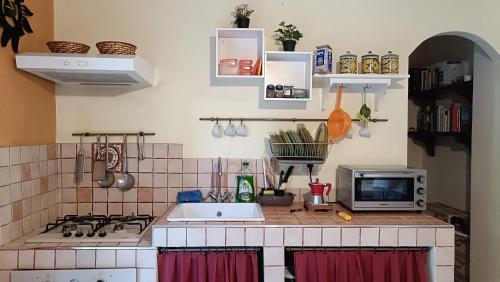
(154, 203, 450, 228)
(0, 229, 154, 251)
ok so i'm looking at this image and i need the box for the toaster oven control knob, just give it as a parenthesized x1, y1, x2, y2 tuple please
(417, 188, 425, 195)
(416, 199, 425, 207)
(417, 175, 425, 183)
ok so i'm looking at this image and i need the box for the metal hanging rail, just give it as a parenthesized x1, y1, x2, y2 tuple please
(199, 117, 388, 123)
(72, 131, 155, 137)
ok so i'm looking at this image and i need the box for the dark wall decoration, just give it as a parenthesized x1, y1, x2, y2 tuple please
(0, 0, 33, 53)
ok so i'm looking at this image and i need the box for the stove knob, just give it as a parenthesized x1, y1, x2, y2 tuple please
(416, 199, 425, 207)
(417, 175, 425, 183)
(75, 229, 83, 237)
(417, 188, 425, 195)
(98, 229, 107, 237)
(62, 227, 72, 238)
(96, 280, 105, 282)
(87, 230, 95, 237)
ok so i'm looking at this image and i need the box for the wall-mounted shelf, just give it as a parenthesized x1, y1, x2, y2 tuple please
(215, 28, 264, 79)
(408, 130, 471, 156)
(264, 51, 313, 101)
(313, 73, 410, 111)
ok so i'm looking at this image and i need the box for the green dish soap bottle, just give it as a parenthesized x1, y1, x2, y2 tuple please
(236, 161, 255, 203)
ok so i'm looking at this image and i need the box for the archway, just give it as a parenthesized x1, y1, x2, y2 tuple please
(408, 32, 499, 282)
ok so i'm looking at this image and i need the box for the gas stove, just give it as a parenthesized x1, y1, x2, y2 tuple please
(26, 214, 155, 243)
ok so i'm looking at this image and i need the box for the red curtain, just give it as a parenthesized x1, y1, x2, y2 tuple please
(158, 251, 259, 282)
(294, 250, 428, 282)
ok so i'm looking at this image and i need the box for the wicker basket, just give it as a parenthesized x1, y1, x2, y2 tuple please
(96, 41, 137, 55)
(46, 41, 91, 54)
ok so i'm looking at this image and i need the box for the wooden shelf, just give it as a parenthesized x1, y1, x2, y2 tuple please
(408, 130, 471, 156)
(313, 73, 409, 111)
(409, 81, 473, 102)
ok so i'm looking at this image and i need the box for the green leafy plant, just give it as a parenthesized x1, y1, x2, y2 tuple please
(233, 4, 254, 20)
(274, 21, 303, 42)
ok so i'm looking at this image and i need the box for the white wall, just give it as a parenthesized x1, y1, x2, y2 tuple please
(407, 36, 474, 211)
(53, 0, 500, 192)
(470, 46, 500, 282)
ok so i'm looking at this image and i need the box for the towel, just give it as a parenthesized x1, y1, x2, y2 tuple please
(176, 190, 202, 203)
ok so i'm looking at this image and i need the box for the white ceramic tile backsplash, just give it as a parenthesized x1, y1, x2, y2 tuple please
(284, 228, 302, 246)
(245, 228, 264, 246)
(76, 250, 96, 268)
(34, 250, 55, 269)
(168, 228, 187, 247)
(398, 228, 417, 247)
(360, 228, 379, 246)
(116, 250, 136, 268)
(95, 250, 116, 268)
(226, 228, 245, 246)
(303, 228, 321, 246)
(55, 250, 76, 269)
(341, 228, 360, 247)
(264, 228, 283, 247)
(206, 227, 226, 246)
(322, 228, 341, 247)
(264, 247, 284, 266)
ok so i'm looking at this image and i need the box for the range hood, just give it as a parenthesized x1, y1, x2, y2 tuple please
(16, 52, 154, 87)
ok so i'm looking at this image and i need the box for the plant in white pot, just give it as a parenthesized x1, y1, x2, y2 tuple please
(274, 21, 303, 51)
(233, 4, 254, 28)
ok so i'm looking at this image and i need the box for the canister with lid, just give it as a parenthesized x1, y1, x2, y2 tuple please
(381, 51, 399, 74)
(361, 51, 380, 74)
(339, 51, 358, 74)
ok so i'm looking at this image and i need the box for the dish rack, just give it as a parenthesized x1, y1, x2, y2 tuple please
(267, 139, 331, 164)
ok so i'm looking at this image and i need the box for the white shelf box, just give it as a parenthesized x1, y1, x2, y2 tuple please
(215, 28, 264, 79)
(313, 73, 410, 110)
(264, 51, 313, 101)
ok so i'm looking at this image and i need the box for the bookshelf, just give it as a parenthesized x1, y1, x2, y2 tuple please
(408, 80, 473, 157)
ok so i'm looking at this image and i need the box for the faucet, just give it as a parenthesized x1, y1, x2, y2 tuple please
(206, 157, 232, 203)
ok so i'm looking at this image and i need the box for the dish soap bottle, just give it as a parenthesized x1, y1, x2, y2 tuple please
(236, 161, 255, 203)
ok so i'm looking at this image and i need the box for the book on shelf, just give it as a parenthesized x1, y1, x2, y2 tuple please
(427, 103, 471, 134)
(409, 60, 469, 93)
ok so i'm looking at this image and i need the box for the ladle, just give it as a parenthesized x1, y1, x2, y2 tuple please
(117, 134, 135, 191)
(97, 134, 115, 188)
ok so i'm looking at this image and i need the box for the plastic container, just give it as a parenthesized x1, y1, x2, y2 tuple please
(239, 64, 254, 75)
(219, 59, 238, 75)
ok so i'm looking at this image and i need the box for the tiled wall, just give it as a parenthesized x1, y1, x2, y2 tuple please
(58, 142, 302, 217)
(0, 145, 59, 246)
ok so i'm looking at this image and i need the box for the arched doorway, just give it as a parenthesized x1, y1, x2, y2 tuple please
(408, 32, 500, 282)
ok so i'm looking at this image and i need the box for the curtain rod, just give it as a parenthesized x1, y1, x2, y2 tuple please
(72, 131, 155, 137)
(199, 117, 389, 123)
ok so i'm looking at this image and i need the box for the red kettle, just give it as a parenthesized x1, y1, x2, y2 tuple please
(308, 178, 332, 204)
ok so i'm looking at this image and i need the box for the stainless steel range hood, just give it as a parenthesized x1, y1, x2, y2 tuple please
(15, 52, 154, 87)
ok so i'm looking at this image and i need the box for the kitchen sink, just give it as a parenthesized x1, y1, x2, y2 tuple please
(166, 203, 265, 222)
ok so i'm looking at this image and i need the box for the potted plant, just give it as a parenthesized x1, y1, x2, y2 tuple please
(233, 4, 254, 28)
(274, 21, 303, 51)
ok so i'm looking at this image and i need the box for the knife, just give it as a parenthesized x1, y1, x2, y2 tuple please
(279, 166, 294, 190)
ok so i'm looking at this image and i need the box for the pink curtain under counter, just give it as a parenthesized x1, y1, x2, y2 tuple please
(158, 251, 259, 282)
(293, 250, 429, 282)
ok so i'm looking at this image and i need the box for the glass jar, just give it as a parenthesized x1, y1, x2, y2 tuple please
(339, 51, 357, 74)
(361, 51, 380, 74)
(274, 85, 284, 98)
(266, 84, 275, 98)
(381, 51, 399, 74)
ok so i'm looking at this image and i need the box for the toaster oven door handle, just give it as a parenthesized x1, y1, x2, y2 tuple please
(356, 173, 415, 178)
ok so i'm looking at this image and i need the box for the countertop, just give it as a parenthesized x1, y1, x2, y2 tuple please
(154, 203, 450, 228)
(0, 203, 451, 251)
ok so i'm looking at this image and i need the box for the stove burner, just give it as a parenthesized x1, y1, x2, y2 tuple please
(43, 213, 156, 238)
(114, 223, 124, 232)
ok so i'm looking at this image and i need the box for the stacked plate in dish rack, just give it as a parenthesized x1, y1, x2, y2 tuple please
(269, 123, 329, 161)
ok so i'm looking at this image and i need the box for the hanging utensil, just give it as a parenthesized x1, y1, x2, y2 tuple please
(137, 133, 145, 160)
(359, 86, 372, 138)
(92, 135, 106, 181)
(117, 134, 135, 191)
(327, 86, 352, 140)
(98, 135, 115, 188)
(75, 135, 85, 183)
